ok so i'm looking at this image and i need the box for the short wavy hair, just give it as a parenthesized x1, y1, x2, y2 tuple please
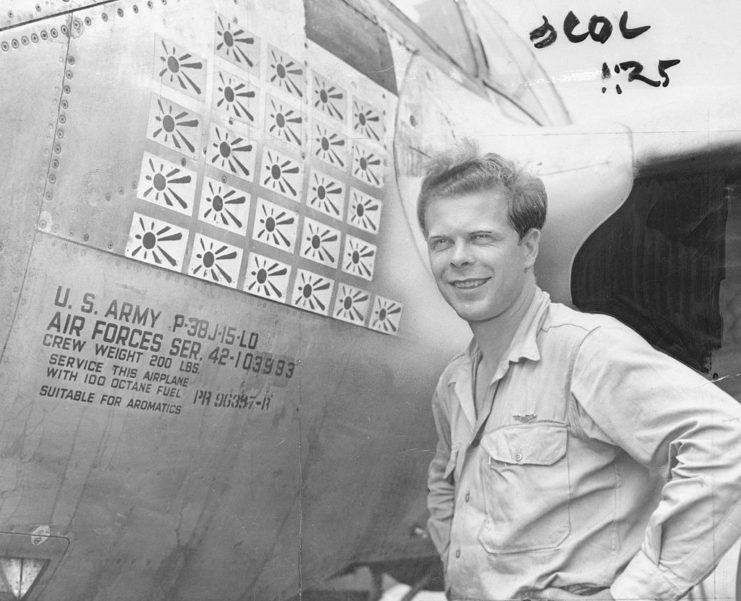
(417, 142, 547, 239)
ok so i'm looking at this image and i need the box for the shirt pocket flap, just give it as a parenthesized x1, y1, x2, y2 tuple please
(443, 447, 458, 481)
(481, 423, 567, 466)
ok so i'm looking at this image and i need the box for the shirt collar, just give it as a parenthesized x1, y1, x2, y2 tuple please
(450, 287, 551, 387)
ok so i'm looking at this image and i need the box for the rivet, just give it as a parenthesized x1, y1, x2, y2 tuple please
(53, 144, 62, 154)
(7, 11, 13, 18)
(73, 18, 81, 30)
(21, 36, 29, 45)
(133, 5, 139, 13)
(117, 8, 123, 17)
(50, 28, 58, 37)
(45, 191, 53, 200)
(51, 158, 59, 169)
(66, 70, 73, 79)
(1, 42, 8, 52)
(107, 242, 113, 249)
(39, 219, 47, 228)
(83, 233, 90, 241)
(67, 56, 75, 65)
(56, 129, 64, 139)
(63, 85, 70, 94)
(31, 33, 39, 43)
(40, 30, 47, 40)
(61, 99, 68, 109)
(61, 25, 68, 35)
(409, 115, 417, 127)
(48, 174, 56, 184)
(147, 0, 153, 7)
(11, 39, 18, 48)
(58, 114, 66, 124)
(35, 4, 41, 11)
(102, 13, 108, 21)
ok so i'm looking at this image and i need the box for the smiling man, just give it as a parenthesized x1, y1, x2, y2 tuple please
(420, 146, 741, 601)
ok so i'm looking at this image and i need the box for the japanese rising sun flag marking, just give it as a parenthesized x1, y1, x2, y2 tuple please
(351, 143, 384, 188)
(208, 123, 256, 182)
(352, 98, 384, 142)
(261, 148, 303, 201)
(348, 188, 382, 234)
(125, 212, 189, 272)
(252, 198, 298, 254)
(188, 233, 243, 288)
(267, 46, 304, 98)
(308, 170, 345, 220)
(244, 252, 291, 302)
(265, 96, 303, 149)
(198, 177, 250, 235)
(312, 71, 345, 122)
(146, 96, 201, 157)
(137, 152, 197, 216)
(215, 15, 259, 73)
(214, 70, 257, 124)
(300, 218, 341, 268)
(342, 235, 376, 281)
(312, 122, 347, 169)
(369, 296, 403, 335)
(155, 36, 206, 99)
(291, 269, 335, 315)
(333, 283, 370, 325)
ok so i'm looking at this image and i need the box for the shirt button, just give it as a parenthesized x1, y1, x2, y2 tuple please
(455, 549, 461, 559)
(465, 492, 471, 502)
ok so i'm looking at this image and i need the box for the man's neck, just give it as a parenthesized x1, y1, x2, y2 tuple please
(470, 276, 537, 378)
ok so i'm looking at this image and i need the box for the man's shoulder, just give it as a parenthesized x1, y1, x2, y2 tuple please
(542, 301, 649, 352)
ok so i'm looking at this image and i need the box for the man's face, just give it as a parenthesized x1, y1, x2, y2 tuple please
(425, 189, 539, 323)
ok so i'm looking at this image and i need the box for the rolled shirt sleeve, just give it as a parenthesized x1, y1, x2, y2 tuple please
(427, 383, 456, 570)
(571, 324, 741, 600)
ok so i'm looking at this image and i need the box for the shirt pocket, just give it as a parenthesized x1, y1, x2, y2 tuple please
(478, 422, 571, 554)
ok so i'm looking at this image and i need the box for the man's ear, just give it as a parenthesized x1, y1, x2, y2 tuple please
(520, 228, 541, 270)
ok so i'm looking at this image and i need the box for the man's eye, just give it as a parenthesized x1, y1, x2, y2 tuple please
(471, 234, 493, 243)
(429, 238, 451, 250)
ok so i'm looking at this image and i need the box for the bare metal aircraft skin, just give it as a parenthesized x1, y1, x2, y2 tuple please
(0, 1, 739, 600)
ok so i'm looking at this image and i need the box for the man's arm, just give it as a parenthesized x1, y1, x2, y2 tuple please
(427, 386, 456, 571)
(572, 325, 741, 601)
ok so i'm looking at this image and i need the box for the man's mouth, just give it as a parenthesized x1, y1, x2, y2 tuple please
(450, 277, 490, 290)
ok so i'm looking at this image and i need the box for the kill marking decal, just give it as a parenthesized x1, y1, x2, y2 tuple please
(265, 95, 304, 149)
(300, 217, 341, 268)
(188, 233, 243, 289)
(333, 283, 370, 325)
(207, 123, 257, 182)
(197, 177, 250, 236)
(155, 36, 207, 100)
(311, 121, 347, 169)
(125, 212, 189, 272)
(243, 252, 291, 303)
(252, 198, 299, 254)
(307, 169, 345, 220)
(146, 95, 202, 158)
(213, 69, 258, 125)
(267, 45, 305, 99)
(347, 188, 382, 234)
(352, 97, 384, 143)
(260, 147, 304, 202)
(369, 296, 403, 335)
(215, 14, 259, 74)
(342, 235, 377, 281)
(291, 269, 334, 316)
(137, 152, 197, 216)
(311, 70, 346, 123)
(351, 142, 384, 188)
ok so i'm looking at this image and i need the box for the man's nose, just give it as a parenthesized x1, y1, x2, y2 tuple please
(450, 241, 473, 267)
